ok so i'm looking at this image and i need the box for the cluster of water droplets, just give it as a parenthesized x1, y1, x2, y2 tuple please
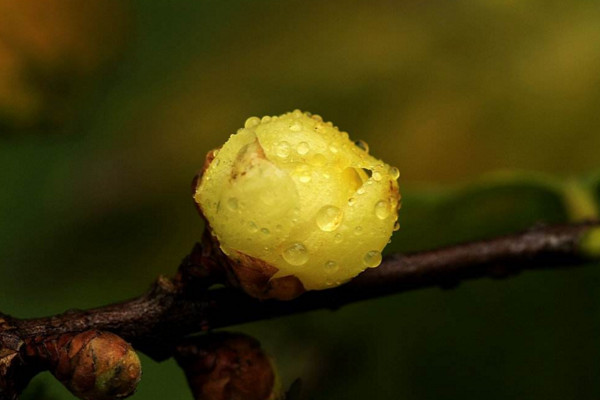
(252, 111, 349, 168)
(201, 111, 401, 291)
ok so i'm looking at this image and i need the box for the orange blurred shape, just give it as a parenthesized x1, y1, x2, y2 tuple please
(0, 0, 130, 131)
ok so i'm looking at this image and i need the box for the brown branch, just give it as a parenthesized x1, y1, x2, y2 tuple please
(2, 221, 600, 397)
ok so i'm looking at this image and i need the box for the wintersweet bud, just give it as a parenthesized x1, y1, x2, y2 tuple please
(175, 333, 280, 400)
(194, 110, 400, 300)
(48, 330, 141, 400)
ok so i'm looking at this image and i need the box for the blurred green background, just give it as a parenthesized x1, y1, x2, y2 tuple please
(2, 1, 600, 399)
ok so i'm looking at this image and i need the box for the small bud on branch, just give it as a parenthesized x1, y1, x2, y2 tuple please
(25, 331, 141, 400)
(175, 333, 279, 400)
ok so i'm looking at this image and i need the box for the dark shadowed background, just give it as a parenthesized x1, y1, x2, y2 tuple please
(1, 1, 600, 399)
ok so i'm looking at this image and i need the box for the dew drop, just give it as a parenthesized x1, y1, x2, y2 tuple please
(374, 200, 390, 220)
(261, 116, 272, 123)
(261, 228, 270, 235)
(227, 197, 239, 211)
(299, 172, 312, 183)
(316, 205, 344, 232)
(348, 198, 356, 206)
(290, 123, 302, 132)
(311, 114, 323, 122)
(334, 233, 343, 243)
(354, 226, 363, 235)
(372, 171, 382, 181)
(295, 165, 312, 183)
(354, 140, 369, 153)
(248, 222, 258, 233)
(329, 145, 339, 154)
(275, 141, 291, 158)
(394, 221, 400, 231)
(244, 116, 260, 128)
(389, 166, 400, 180)
(311, 153, 327, 166)
(363, 250, 382, 268)
(357, 187, 366, 195)
(282, 242, 309, 266)
(324, 260, 339, 274)
(297, 141, 310, 155)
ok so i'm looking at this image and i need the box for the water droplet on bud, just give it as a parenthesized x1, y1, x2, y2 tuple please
(244, 116, 260, 128)
(311, 153, 327, 166)
(282, 243, 309, 266)
(294, 165, 312, 183)
(316, 205, 343, 231)
(275, 141, 291, 158)
(374, 200, 390, 219)
(227, 197, 239, 211)
(363, 250, 382, 268)
(248, 222, 258, 233)
(324, 260, 339, 273)
(297, 142, 310, 155)
(299, 173, 312, 183)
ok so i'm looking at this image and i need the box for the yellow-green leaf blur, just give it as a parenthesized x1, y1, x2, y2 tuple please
(195, 110, 400, 292)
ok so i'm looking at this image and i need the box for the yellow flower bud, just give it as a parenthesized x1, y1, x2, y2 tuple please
(194, 110, 400, 299)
